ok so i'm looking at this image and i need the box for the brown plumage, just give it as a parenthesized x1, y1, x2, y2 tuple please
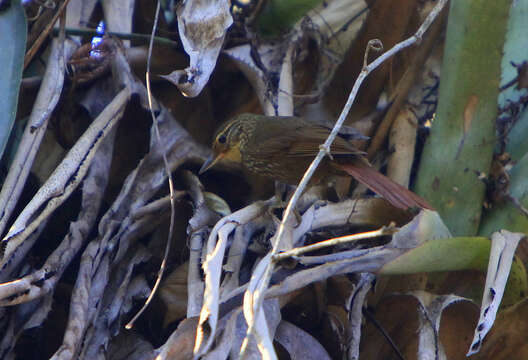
(200, 113, 433, 210)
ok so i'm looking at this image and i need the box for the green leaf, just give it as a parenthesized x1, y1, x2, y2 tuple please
(478, 151, 528, 236)
(257, 0, 323, 36)
(501, 0, 528, 161)
(380, 235, 528, 307)
(0, 0, 26, 160)
(380, 237, 491, 275)
(414, 0, 512, 236)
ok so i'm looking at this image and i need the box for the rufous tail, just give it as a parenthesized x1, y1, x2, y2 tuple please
(337, 162, 434, 210)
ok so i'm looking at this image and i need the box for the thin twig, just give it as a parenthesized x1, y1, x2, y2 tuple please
(51, 27, 180, 48)
(24, 0, 72, 69)
(367, 5, 448, 160)
(239, 0, 449, 357)
(131, 192, 186, 221)
(273, 225, 397, 262)
(125, 0, 176, 329)
(363, 307, 406, 360)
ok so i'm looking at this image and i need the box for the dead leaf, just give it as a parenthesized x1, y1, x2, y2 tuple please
(163, 0, 233, 97)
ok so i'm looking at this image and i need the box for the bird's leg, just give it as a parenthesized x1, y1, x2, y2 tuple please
(268, 182, 302, 226)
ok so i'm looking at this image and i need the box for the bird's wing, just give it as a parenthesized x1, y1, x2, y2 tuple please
(285, 125, 365, 157)
(248, 118, 364, 158)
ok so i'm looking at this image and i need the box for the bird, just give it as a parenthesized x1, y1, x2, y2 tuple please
(199, 113, 433, 210)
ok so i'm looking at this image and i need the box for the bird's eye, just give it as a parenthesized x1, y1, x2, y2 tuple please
(218, 134, 227, 144)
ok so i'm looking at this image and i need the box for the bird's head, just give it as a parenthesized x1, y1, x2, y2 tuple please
(199, 115, 249, 174)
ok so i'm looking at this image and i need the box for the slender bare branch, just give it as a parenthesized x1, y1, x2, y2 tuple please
(125, 0, 176, 329)
(239, 0, 449, 357)
(273, 224, 397, 262)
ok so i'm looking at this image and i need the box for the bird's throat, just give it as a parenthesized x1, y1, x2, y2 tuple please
(221, 146, 242, 164)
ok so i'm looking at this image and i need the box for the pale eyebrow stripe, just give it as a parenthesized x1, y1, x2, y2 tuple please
(216, 121, 234, 141)
(220, 120, 242, 142)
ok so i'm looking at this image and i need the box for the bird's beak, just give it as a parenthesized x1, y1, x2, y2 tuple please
(199, 154, 222, 174)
